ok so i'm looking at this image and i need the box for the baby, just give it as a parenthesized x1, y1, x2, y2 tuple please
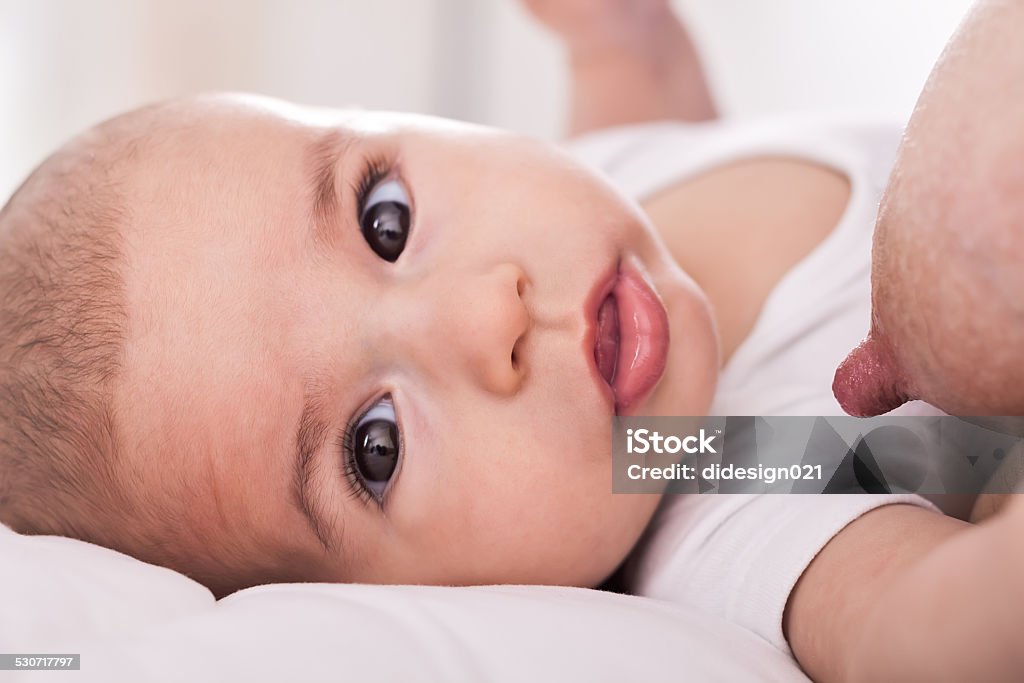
(1, 1, 1023, 681)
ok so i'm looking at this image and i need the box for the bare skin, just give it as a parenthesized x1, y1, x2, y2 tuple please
(833, 0, 1024, 417)
(831, 0, 1024, 532)
(523, 0, 716, 135)
(103, 97, 720, 597)
(526, 1, 1024, 681)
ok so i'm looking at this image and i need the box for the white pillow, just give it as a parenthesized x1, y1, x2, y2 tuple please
(1, 523, 809, 682)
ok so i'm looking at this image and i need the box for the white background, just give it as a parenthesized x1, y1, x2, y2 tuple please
(1, 0, 974, 203)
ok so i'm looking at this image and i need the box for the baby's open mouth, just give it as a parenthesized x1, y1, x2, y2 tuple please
(595, 294, 620, 387)
(590, 260, 670, 415)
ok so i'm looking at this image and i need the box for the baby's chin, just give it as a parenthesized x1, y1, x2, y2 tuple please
(651, 277, 720, 417)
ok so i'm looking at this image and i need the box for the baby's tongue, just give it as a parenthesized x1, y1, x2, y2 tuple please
(833, 334, 910, 416)
(595, 295, 619, 386)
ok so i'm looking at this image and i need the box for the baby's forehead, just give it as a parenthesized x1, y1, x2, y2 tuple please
(149, 95, 475, 142)
(105, 101, 390, 209)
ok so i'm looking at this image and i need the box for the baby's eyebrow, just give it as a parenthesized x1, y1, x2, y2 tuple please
(306, 129, 354, 252)
(292, 387, 340, 554)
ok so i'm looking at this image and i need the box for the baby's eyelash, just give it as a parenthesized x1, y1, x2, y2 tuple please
(339, 427, 380, 510)
(351, 155, 391, 217)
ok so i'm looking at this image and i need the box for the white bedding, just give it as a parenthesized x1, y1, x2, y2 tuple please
(0, 523, 810, 682)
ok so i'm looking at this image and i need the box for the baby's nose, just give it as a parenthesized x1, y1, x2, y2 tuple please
(419, 263, 531, 396)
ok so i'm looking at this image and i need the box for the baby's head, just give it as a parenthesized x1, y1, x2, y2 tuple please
(0, 95, 719, 595)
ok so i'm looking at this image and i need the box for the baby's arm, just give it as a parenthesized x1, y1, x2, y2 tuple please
(520, 0, 717, 136)
(787, 500, 1024, 681)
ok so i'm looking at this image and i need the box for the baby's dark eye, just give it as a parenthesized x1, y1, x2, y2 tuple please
(360, 178, 410, 262)
(348, 396, 401, 500)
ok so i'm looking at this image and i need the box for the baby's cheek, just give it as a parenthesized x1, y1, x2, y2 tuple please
(494, 475, 657, 587)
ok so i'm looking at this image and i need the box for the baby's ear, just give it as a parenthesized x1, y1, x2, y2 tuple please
(833, 335, 911, 417)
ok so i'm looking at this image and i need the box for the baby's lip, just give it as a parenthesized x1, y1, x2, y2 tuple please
(606, 260, 670, 415)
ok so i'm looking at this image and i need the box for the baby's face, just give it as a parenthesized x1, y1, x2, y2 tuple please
(111, 96, 718, 594)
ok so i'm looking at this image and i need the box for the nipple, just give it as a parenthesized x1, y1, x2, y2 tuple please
(833, 334, 912, 417)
